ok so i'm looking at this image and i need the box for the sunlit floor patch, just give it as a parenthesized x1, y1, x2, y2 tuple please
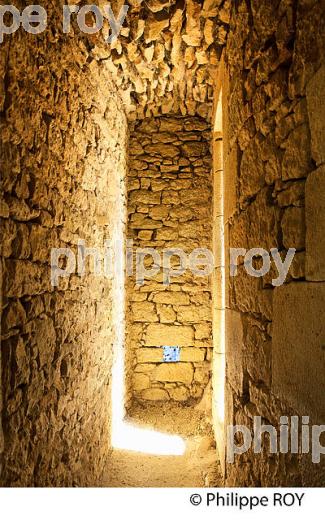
(112, 421, 186, 456)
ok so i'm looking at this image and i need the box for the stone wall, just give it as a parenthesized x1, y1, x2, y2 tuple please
(0, 6, 127, 485)
(217, 0, 325, 486)
(1, 0, 324, 489)
(126, 116, 213, 405)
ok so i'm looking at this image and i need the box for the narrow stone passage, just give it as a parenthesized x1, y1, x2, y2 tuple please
(0, 0, 324, 488)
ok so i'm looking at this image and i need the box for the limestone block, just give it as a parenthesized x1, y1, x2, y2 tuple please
(141, 179, 151, 189)
(30, 226, 57, 262)
(306, 166, 325, 281)
(134, 363, 157, 373)
(169, 179, 192, 190)
(184, 119, 209, 132)
(133, 373, 150, 391)
(243, 316, 271, 386)
(181, 142, 208, 157)
(137, 348, 163, 363)
(2, 299, 26, 333)
(212, 307, 223, 353)
(193, 366, 210, 385)
(239, 135, 265, 202)
(156, 227, 178, 240)
(168, 386, 190, 401)
(132, 301, 158, 322)
(129, 190, 161, 205)
(139, 281, 166, 292)
(128, 179, 141, 191)
(128, 323, 144, 342)
(277, 180, 305, 207)
(137, 119, 159, 133)
(169, 207, 192, 220)
(282, 124, 313, 180)
(129, 140, 144, 155)
(129, 159, 148, 170)
(152, 132, 177, 143)
(161, 190, 180, 205)
(190, 292, 211, 306)
(34, 315, 56, 368)
(149, 206, 169, 220)
(212, 268, 223, 309)
(272, 282, 325, 422)
(138, 230, 153, 240)
(156, 304, 176, 323)
(180, 188, 211, 205)
(144, 15, 170, 41)
(231, 265, 273, 320)
(178, 221, 203, 238)
(151, 179, 169, 191)
(194, 322, 212, 340)
(177, 305, 211, 322)
(130, 214, 162, 229)
(281, 206, 305, 250)
(0, 219, 17, 257)
(264, 68, 287, 111)
(160, 119, 183, 132)
(3, 260, 51, 298)
(13, 336, 30, 385)
(180, 347, 206, 362)
(289, 251, 305, 280)
(230, 188, 281, 251)
(144, 143, 179, 157)
(306, 65, 325, 166)
(145, 323, 194, 346)
(8, 197, 40, 221)
(139, 388, 169, 401)
(152, 292, 190, 305)
(153, 363, 194, 384)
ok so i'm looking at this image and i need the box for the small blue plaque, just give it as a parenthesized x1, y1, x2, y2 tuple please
(163, 346, 180, 362)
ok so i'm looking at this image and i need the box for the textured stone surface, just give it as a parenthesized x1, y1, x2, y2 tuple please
(218, 0, 325, 487)
(153, 363, 194, 385)
(306, 65, 325, 166)
(144, 324, 195, 347)
(88, 0, 230, 121)
(140, 388, 169, 401)
(272, 283, 325, 422)
(281, 207, 306, 250)
(126, 115, 213, 404)
(305, 166, 325, 281)
(0, 13, 128, 486)
(1, 0, 324, 490)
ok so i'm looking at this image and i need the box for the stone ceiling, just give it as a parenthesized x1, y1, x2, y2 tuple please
(91, 0, 230, 120)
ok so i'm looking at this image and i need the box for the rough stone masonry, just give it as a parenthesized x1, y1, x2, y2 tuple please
(0, 0, 324, 489)
(0, 3, 128, 485)
(218, 0, 325, 487)
(126, 115, 213, 405)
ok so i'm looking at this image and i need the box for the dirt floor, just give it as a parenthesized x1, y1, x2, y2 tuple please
(102, 401, 223, 487)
